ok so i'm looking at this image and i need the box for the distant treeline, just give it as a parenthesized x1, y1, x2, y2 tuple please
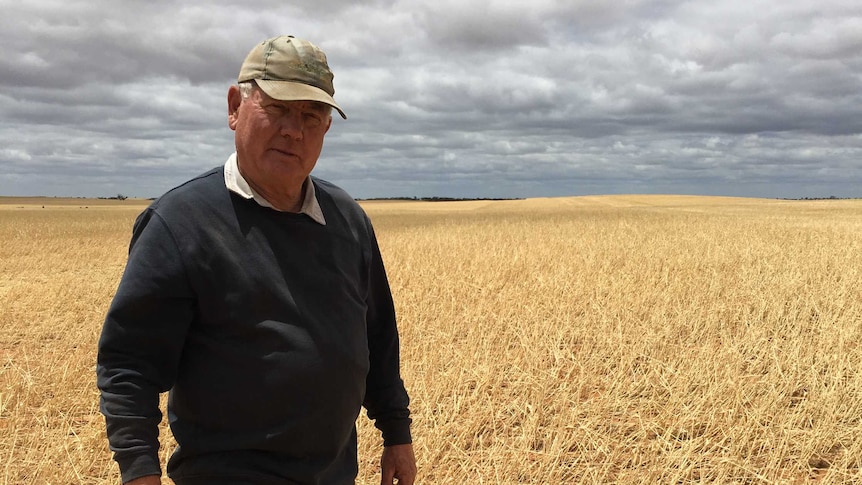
(779, 196, 861, 200)
(90, 195, 857, 202)
(357, 196, 525, 202)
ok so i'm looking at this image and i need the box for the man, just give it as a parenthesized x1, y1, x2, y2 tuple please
(97, 35, 416, 485)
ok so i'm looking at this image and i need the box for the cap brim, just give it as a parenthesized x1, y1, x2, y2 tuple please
(255, 80, 347, 119)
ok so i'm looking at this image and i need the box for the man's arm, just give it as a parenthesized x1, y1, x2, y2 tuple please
(361, 223, 415, 482)
(97, 209, 195, 483)
(362, 225, 412, 444)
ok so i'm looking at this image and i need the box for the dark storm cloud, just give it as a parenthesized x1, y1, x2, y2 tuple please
(2, 5, 239, 88)
(1, 0, 860, 199)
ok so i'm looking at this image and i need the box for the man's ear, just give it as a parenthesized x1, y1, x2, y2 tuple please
(227, 85, 242, 131)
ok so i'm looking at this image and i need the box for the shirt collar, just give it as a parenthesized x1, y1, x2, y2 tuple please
(224, 153, 326, 225)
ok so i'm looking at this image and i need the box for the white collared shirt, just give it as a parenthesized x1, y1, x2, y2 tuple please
(223, 153, 326, 225)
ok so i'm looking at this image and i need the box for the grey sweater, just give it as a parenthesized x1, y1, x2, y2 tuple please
(97, 168, 411, 484)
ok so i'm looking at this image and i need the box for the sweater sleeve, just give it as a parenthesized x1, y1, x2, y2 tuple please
(362, 224, 412, 446)
(96, 208, 195, 483)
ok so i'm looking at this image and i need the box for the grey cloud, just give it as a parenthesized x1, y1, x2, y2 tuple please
(415, 2, 548, 51)
(1, 0, 860, 200)
(2, 4, 256, 90)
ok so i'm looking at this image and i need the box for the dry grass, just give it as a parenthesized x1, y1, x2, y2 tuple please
(1, 195, 860, 484)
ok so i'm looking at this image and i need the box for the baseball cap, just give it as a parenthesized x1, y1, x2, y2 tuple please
(238, 35, 346, 119)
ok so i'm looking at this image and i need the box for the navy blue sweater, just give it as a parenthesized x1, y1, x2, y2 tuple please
(97, 168, 411, 484)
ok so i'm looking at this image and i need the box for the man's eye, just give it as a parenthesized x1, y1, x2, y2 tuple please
(266, 105, 286, 116)
(304, 114, 322, 127)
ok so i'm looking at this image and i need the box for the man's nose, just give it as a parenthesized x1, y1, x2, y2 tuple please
(279, 112, 304, 139)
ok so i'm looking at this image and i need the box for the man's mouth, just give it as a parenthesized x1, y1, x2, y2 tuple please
(272, 148, 298, 158)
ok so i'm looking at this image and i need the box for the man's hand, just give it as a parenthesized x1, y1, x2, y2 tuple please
(124, 475, 160, 485)
(380, 443, 417, 485)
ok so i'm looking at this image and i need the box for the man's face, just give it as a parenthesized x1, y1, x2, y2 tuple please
(228, 85, 332, 195)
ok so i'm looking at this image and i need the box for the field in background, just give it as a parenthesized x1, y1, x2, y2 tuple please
(1, 195, 860, 483)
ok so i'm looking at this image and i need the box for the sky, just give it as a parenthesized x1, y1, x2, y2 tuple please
(1, 0, 860, 200)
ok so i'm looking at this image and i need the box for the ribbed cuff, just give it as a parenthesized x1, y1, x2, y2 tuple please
(379, 418, 412, 446)
(117, 452, 162, 484)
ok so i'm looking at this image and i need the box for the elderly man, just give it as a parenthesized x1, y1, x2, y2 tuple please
(97, 35, 416, 484)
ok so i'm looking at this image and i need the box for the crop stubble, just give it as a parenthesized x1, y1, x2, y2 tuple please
(0, 195, 860, 483)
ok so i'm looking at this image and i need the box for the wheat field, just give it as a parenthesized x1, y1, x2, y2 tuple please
(1, 195, 860, 484)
